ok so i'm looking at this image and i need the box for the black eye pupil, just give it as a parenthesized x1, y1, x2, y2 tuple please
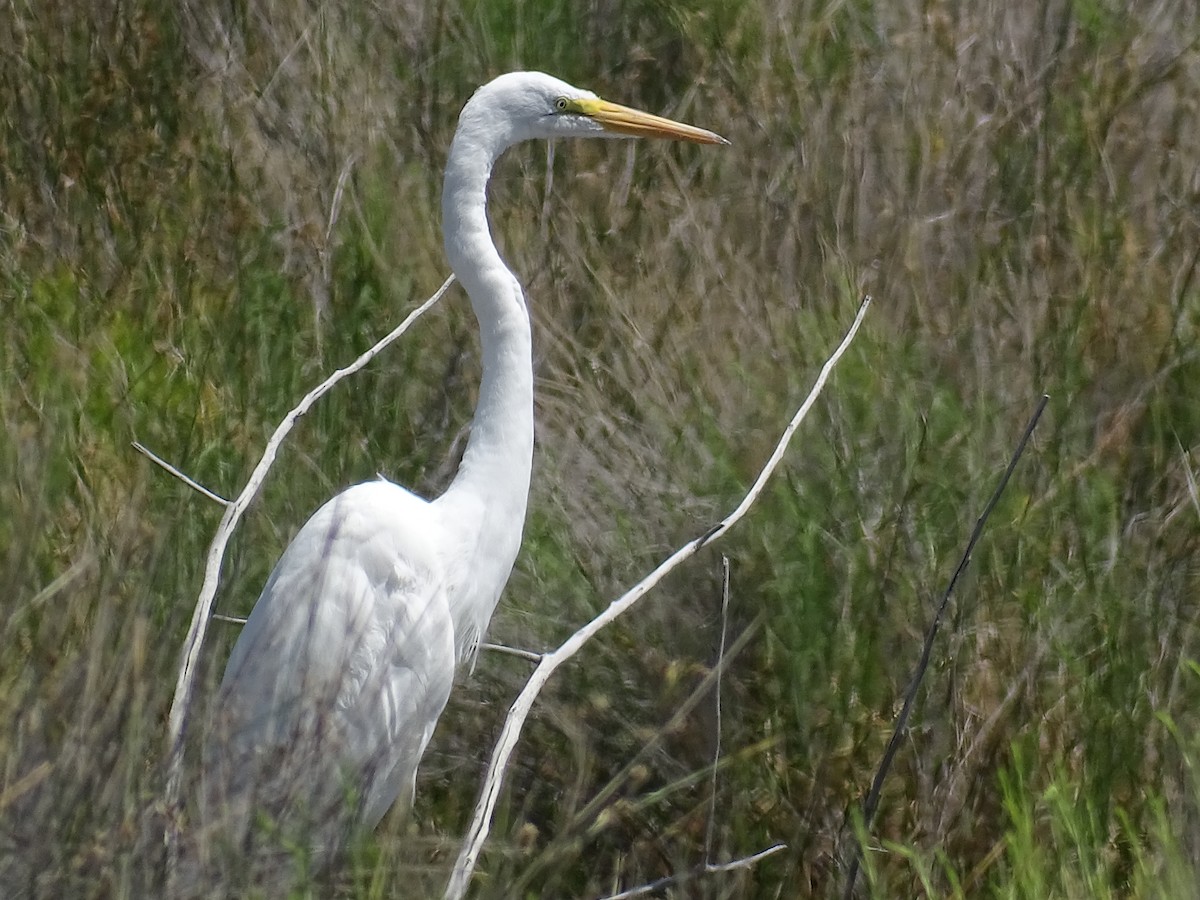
(556, 98, 567, 111)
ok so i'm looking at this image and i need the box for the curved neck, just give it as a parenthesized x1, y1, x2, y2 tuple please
(435, 121, 534, 656)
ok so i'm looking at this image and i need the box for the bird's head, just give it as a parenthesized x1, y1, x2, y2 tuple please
(458, 71, 728, 152)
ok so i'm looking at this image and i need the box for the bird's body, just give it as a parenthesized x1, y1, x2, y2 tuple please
(207, 482, 453, 831)
(200, 71, 725, 866)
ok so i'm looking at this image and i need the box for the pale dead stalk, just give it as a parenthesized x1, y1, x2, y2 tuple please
(443, 296, 871, 900)
(598, 842, 788, 900)
(162, 275, 455, 864)
(133, 441, 230, 506)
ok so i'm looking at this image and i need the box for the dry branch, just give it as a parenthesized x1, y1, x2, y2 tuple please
(443, 296, 872, 900)
(161, 275, 455, 863)
(132, 441, 230, 506)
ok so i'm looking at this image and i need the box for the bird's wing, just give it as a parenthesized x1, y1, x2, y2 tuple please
(205, 481, 456, 836)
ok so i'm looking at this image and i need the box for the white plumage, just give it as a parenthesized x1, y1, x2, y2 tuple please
(200, 71, 726, 866)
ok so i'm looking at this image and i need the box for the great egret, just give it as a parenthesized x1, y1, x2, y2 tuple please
(201, 71, 726, 861)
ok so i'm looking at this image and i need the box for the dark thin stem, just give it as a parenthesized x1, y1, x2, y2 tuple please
(842, 393, 1049, 900)
(704, 555, 732, 866)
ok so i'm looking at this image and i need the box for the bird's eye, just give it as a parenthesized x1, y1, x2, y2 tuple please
(554, 96, 569, 112)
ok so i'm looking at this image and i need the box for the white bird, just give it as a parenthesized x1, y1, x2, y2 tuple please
(201, 71, 726, 862)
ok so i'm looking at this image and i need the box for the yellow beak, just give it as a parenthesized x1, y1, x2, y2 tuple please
(569, 98, 729, 145)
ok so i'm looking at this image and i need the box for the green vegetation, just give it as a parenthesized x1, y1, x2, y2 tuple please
(3, 0, 1198, 896)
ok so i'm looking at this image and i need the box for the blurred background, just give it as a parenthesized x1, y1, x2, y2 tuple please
(2, 0, 1199, 895)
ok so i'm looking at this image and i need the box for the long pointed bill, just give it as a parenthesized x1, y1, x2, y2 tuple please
(570, 98, 729, 145)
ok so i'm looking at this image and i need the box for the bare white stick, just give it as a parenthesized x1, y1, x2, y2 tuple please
(703, 841, 787, 873)
(163, 275, 456, 843)
(443, 297, 871, 899)
(598, 842, 788, 900)
(480, 642, 544, 663)
(132, 441, 231, 506)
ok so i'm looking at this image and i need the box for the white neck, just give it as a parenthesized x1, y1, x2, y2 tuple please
(433, 117, 534, 659)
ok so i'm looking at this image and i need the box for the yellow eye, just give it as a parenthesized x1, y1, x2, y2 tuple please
(554, 97, 569, 112)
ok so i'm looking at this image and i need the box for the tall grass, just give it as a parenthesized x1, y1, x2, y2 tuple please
(2, 0, 1198, 896)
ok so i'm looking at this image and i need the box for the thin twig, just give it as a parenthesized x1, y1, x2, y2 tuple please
(321, 153, 359, 302)
(504, 620, 765, 900)
(324, 154, 358, 253)
(133, 441, 230, 506)
(479, 642, 543, 663)
(705, 843, 787, 873)
(1181, 446, 1200, 521)
(24, 554, 96, 610)
(163, 275, 455, 873)
(444, 297, 871, 900)
(255, 6, 321, 103)
(704, 555, 731, 867)
(549, 617, 763, 869)
(841, 393, 1049, 900)
(211, 614, 248, 625)
(598, 843, 788, 900)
